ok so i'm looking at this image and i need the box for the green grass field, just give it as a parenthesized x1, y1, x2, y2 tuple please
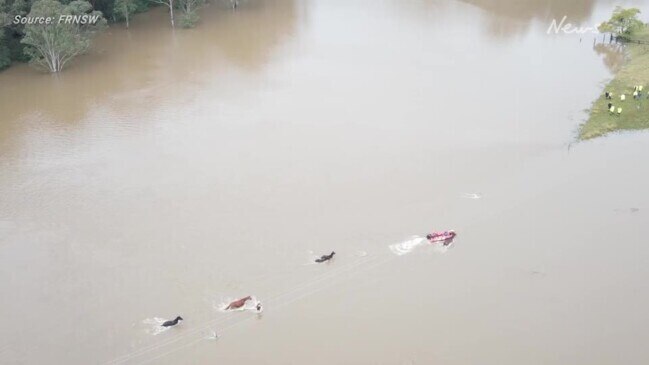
(579, 27, 649, 140)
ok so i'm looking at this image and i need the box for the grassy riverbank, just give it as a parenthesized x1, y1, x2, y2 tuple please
(579, 27, 649, 140)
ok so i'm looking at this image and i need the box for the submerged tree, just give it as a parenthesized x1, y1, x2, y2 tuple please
(178, 0, 202, 28)
(113, 0, 137, 28)
(21, 0, 106, 72)
(150, 0, 174, 27)
(598, 7, 644, 40)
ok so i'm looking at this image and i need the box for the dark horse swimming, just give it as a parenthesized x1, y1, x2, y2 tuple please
(161, 316, 183, 327)
(315, 251, 335, 263)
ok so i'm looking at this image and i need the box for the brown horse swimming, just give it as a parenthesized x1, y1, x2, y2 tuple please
(225, 296, 252, 310)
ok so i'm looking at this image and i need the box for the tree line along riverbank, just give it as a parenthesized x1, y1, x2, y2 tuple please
(0, 0, 239, 72)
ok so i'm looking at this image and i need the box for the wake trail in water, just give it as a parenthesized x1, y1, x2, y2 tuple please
(135, 254, 394, 365)
(389, 236, 426, 256)
(108, 232, 456, 364)
(128, 257, 377, 364)
(105, 254, 384, 365)
(388, 235, 456, 256)
(141, 318, 172, 336)
(462, 192, 482, 200)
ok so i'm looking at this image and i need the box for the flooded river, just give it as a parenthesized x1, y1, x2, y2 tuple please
(1, 0, 648, 364)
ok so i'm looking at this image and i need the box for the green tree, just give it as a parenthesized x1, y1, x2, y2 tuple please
(4, 0, 35, 63)
(88, 0, 115, 21)
(178, 0, 201, 28)
(0, 0, 11, 69)
(598, 7, 644, 39)
(130, 0, 148, 13)
(21, 0, 106, 72)
(113, 0, 135, 27)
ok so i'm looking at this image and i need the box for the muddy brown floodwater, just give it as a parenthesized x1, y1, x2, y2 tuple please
(1, 0, 648, 364)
